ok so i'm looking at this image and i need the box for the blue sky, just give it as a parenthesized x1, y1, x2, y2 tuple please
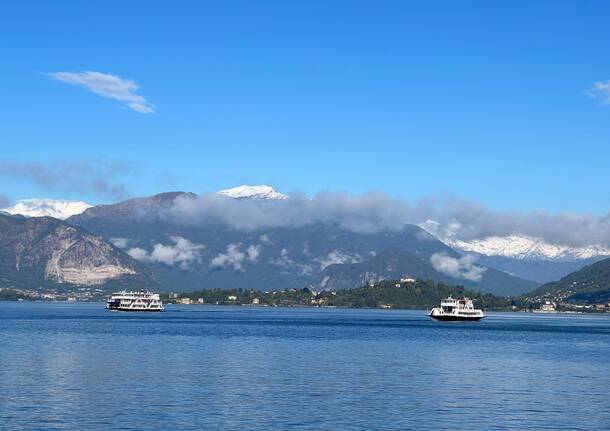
(1, 1, 610, 212)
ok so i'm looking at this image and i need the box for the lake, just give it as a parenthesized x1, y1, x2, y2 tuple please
(1, 302, 609, 430)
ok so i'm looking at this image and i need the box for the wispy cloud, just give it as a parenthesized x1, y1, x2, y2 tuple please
(49, 71, 154, 113)
(316, 250, 363, 270)
(269, 248, 314, 275)
(0, 160, 130, 199)
(588, 80, 610, 104)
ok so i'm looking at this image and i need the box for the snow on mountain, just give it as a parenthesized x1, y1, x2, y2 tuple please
(419, 220, 610, 261)
(447, 236, 610, 261)
(217, 185, 288, 200)
(2, 199, 92, 220)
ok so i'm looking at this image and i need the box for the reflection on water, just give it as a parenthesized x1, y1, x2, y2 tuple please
(1, 302, 609, 430)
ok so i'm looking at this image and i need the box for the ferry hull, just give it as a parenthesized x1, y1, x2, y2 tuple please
(429, 314, 484, 322)
(106, 306, 164, 312)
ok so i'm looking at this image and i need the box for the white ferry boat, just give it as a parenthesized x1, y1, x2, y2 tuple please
(428, 296, 486, 321)
(106, 290, 164, 312)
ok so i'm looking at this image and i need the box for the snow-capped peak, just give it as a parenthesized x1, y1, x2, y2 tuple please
(419, 219, 610, 261)
(2, 199, 92, 219)
(217, 185, 288, 200)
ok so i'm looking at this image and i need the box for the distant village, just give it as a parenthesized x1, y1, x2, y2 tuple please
(0, 286, 105, 302)
(163, 278, 419, 309)
(3, 277, 610, 313)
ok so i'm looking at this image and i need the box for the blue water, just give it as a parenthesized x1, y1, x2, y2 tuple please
(1, 303, 609, 430)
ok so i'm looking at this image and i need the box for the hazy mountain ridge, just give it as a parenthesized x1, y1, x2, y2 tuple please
(317, 249, 537, 296)
(526, 257, 610, 304)
(70, 191, 195, 225)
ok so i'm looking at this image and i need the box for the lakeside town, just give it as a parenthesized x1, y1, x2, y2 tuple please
(3, 278, 610, 314)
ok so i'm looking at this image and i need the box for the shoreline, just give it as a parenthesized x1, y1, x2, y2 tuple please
(2, 299, 608, 315)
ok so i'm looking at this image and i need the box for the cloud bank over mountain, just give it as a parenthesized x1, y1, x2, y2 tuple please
(167, 191, 414, 234)
(160, 191, 610, 248)
(6, 183, 610, 250)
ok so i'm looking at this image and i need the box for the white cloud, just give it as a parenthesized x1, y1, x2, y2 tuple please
(49, 71, 155, 113)
(259, 234, 273, 245)
(210, 243, 246, 271)
(430, 253, 486, 282)
(210, 243, 264, 271)
(246, 244, 261, 262)
(110, 237, 131, 249)
(316, 250, 363, 270)
(126, 247, 149, 261)
(588, 80, 610, 104)
(127, 236, 205, 269)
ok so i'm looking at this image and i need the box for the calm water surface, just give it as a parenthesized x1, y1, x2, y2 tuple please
(1, 302, 609, 430)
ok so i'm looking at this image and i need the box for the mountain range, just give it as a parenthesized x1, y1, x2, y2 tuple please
(60, 187, 537, 296)
(3, 184, 609, 299)
(6, 190, 607, 284)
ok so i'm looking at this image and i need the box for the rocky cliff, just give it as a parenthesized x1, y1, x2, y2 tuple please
(0, 212, 153, 288)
